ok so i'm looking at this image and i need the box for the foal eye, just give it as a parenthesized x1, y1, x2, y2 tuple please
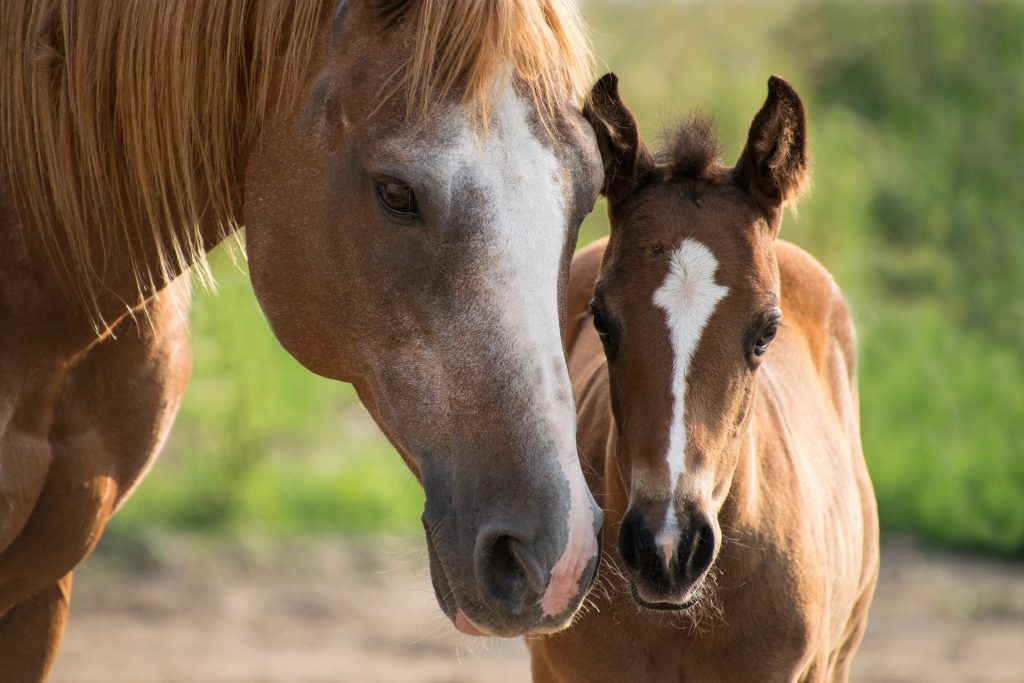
(752, 321, 779, 357)
(375, 176, 419, 220)
(589, 299, 609, 337)
(589, 298, 616, 353)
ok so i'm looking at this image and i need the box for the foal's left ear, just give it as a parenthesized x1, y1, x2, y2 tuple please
(734, 76, 809, 224)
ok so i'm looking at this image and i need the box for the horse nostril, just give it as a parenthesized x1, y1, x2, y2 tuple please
(493, 534, 527, 592)
(477, 533, 541, 615)
(682, 517, 716, 581)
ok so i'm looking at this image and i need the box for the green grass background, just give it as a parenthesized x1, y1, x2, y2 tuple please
(107, 0, 1024, 555)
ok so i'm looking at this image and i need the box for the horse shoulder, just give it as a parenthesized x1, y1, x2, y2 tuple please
(69, 276, 194, 514)
(0, 206, 72, 556)
(0, 277, 192, 611)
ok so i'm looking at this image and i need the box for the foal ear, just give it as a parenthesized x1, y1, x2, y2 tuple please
(582, 73, 654, 206)
(734, 76, 809, 220)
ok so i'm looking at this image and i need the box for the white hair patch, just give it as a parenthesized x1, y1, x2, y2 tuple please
(651, 238, 728, 563)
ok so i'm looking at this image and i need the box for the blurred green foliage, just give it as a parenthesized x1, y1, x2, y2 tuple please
(108, 0, 1024, 555)
(796, 1, 1024, 554)
(110, 250, 426, 538)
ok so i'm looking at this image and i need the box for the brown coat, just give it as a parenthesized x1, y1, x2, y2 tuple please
(529, 74, 878, 682)
(530, 238, 878, 682)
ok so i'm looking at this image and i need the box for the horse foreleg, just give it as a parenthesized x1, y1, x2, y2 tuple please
(0, 573, 72, 682)
(0, 275, 191, 671)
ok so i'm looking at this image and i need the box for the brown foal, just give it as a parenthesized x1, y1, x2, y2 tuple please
(529, 75, 879, 681)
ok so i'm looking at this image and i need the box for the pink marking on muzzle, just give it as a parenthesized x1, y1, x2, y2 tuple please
(539, 457, 599, 617)
(656, 526, 676, 573)
(454, 610, 489, 637)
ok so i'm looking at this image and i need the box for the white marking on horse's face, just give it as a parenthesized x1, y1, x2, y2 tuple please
(474, 86, 598, 619)
(651, 239, 729, 551)
(389, 82, 597, 619)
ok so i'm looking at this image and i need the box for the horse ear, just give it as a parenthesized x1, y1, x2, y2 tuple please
(582, 73, 654, 206)
(734, 76, 809, 221)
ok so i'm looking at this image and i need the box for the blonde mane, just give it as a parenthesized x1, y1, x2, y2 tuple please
(381, 0, 593, 129)
(0, 0, 592, 317)
(0, 1, 328, 313)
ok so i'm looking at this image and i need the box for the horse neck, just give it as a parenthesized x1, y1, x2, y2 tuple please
(718, 382, 785, 544)
(9, 173, 236, 349)
(719, 418, 763, 536)
(3, 3, 331, 340)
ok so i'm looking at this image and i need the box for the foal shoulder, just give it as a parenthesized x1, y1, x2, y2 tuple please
(775, 240, 859, 442)
(776, 240, 856, 378)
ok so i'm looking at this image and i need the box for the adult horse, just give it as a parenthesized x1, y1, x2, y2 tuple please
(529, 75, 879, 681)
(0, 1, 605, 677)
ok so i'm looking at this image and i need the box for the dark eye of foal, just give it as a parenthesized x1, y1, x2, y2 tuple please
(752, 319, 780, 357)
(374, 176, 419, 221)
(589, 297, 618, 357)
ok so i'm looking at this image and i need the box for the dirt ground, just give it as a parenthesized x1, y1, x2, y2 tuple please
(49, 535, 1024, 683)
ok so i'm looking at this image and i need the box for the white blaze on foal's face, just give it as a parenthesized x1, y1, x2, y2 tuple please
(651, 239, 729, 559)
(582, 70, 806, 606)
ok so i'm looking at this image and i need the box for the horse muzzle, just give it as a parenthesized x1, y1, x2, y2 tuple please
(422, 493, 603, 637)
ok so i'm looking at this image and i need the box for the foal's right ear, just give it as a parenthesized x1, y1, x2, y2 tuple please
(734, 76, 809, 219)
(582, 73, 654, 206)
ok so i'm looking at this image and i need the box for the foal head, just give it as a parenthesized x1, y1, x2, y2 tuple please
(244, 2, 603, 635)
(583, 75, 808, 609)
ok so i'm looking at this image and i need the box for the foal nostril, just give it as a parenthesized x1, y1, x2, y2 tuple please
(619, 506, 675, 589)
(680, 516, 716, 582)
(477, 533, 543, 615)
(619, 505, 717, 600)
(617, 507, 648, 574)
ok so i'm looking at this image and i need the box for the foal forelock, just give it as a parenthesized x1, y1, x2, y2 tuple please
(651, 239, 729, 549)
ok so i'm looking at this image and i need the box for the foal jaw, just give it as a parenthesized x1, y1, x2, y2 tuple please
(628, 583, 701, 612)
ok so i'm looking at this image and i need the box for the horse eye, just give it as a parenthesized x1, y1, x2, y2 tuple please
(753, 321, 779, 357)
(375, 177, 418, 220)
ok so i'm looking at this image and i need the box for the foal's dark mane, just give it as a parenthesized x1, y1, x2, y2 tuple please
(657, 114, 723, 182)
